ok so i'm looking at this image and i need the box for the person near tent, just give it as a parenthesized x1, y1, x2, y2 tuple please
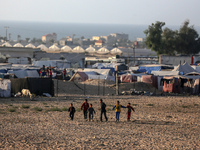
(48, 69, 52, 79)
(81, 99, 89, 120)
(88, 104, 96, 121)
(40, 65, 46, 77)
(99, 99, 108, 122)
(68, 103, 76, 120)
(62, 68, 66, 80)
(112, 101, 126, 122)
(46, 67, 49, 77)
(127, 103, 135, 121)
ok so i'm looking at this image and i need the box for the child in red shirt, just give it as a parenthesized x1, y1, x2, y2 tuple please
(127, 103, 135, 121)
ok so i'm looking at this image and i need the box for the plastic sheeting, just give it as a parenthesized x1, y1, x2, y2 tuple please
(33, 60, 71, 69)
(8, 69, 39, 78)
(138, 66, 161, 74)
(0, 79, 11, 97)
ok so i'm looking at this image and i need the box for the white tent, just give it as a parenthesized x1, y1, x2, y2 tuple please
(25, 43, 36, 48)
(85, 46, 96, 53)
(173, 62, 196, 75)
(96, 47, 110, 55)
(13, 43, 24, 47)
(72, 46, 85, 53)
(110, 48, 122, 55)
(49, 44, 60, 51)
(33, 60, 71, 68)
(1, 42, 12, 47)
(151, 71, 179, 76)
(61, 45, 72, 52)
(37, 44, 49, 51)
(7, 69, 40, 78)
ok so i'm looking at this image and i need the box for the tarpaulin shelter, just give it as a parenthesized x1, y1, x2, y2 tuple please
(7, 69, 40, 78)
(120, 74, 137, 83)
(10, 78, 54, 96)
(0, 79, 11, 97)
(142, 75, 158, 89)
(138, 64, 173, 74)
(173, 62, 196, 75)
(70, 72, 88, 82)
(162, 77, 180, 93)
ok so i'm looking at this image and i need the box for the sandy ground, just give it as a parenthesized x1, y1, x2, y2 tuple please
(0, 95, 200, 150)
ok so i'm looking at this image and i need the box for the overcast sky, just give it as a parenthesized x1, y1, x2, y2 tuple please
(1, 0, 200, 26)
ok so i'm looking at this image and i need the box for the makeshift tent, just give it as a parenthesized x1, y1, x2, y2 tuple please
(70, 72, 88, 82)
(142, 75, 158, 88)
(49, 44, 60, 51)
(7, 69, 40, 78)
(84, 68, 112, 76)
(72, 46, 85, 53)
(37, 44, 49, 51)
(61, 45, 72, 52)
(86, 46, 96, 53)
(173, 62, 196, 75)
(162, 77, 180, 93)
(0, 79, 11, 97)
(1, 42, 12, 47)
(110, 48, 122, 55)
(13, 43, 24, 47)
(120, 74, 137, 83)
(25, 43, 36, 48)
(96, 47, 110, 55)
(151, 71, 179, 76)
(32, 60, 71, 69)
(10, 78, 54, 96)
(138, 65, 161, 74)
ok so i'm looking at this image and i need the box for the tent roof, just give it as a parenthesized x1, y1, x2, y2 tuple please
(173, 62, 196, 74)
(61, 45, 72, 52)
(37, 44, 48, 50)
(85, 46, 96, 53)
(72, 46, 85, 53)
(151, 71, 179, 76)
(13, 43, 24, 47)
(25, 43, 36, 48)
(49, 44, 60, 51)
(110, 48, 122, 54)
(2, 42, 12, 47)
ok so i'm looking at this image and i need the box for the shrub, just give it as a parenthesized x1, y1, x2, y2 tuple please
(22, 105, 30, 109)
(8, 108, 16, 112)
(62, 107, 68, 111)
(147, 104, 154, 106)
(49, 107, 62, 112)
(33, 107, 43, 111)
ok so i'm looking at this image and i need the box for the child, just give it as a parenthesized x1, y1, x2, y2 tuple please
(81, 99, 89, 120)
(127, 103, 135, 121)
(112, 101, 126, 122)
(68, 103, 76, 120)
(88, 104, 95, 121)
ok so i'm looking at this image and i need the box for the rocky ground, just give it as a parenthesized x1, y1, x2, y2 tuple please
(0, 95, 199, 149)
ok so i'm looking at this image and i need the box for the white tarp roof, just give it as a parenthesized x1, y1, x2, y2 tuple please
(49, 44, 60, 51)
(92, 63, 122, 69)
(13, 43, 24, 47)
(2, 42, 12, 47)
(61, 45, 72, 52)
(173, 62, 196, 74)
(84, 68, 112, 76)
(37, 44, 48, 50)
(32, 60, 71, 68)
(96, 47, 109, 54)
(8, 70, 39, 78)
(110, 48, 122, 54)
(72, 46, 85, 53)
(151, 71, 179, 76)
(25, 43, 36, 48)
(86, 46, 96, 53)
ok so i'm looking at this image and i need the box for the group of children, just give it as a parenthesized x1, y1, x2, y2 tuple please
(68, 99, 135, 122)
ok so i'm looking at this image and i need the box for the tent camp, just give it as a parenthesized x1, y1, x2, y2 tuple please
(49, 44, 60, 51)
(138, 64, 173, 74)
(70, 72, 88, 82)
(1, 42, 12, 47)
(37, 44, 49, 51)
(110, 48, 122, 55)
(25, 43, 36, 48)
(32, 60, 71, 69)
(151, 71, 179, 76)
(13, 43, 24, 47)
(7, 69, 40, 78)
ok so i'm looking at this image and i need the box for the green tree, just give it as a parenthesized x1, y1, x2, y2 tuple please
(144, 21, 165, 55)
(176, 20, 200, 55)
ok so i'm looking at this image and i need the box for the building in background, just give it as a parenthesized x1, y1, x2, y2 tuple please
(42, 33, 57, 43)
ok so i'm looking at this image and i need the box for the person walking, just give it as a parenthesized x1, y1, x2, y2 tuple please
(88, 104, 95, 121)
(68, 103, 76, 120)
(99, 99, 108, 122)
(127, 103, 135, 121)
(112, 101, 126, 122)
(81, 99, 89, 120)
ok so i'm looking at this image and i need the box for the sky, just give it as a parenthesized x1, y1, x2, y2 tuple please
(0, 0, 200, 26)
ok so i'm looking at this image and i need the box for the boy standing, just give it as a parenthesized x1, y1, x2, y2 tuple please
(112, 101, 126, 122)
(88, 104, 95, 121)
(99, 99, 108, 122)
(127, 103, 135, 121)
(68, 103, 76, 120)
(81, 99, 89, 120)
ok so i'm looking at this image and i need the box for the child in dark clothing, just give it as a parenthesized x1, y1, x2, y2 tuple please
(127, 103, 135, 121)
(88, 104, 95, 121)
(68, 103, 76, 120)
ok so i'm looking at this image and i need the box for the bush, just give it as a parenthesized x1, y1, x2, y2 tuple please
(49, 107, 62, 112)
(33, 107, 43, 111)
(22, 105, 30, 109)
(8, 108, 16, 112)
(62, 107, 68, 111)
(147, 104, 154, 106)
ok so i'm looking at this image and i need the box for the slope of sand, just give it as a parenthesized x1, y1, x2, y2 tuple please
(0, 95, 200, 149)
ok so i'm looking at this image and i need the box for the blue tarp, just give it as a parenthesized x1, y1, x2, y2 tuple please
(138, 66, 161, 74)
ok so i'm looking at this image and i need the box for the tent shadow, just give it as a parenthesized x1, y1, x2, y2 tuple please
(132, 119, 175, 125)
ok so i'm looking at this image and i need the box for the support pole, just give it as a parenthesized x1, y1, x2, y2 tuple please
(116, 71, 119, 95)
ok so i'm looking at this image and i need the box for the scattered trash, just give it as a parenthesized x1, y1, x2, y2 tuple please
(14, 92, 21, 97)
(43, 93, 52, 97)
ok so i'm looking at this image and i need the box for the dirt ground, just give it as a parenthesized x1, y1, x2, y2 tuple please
(0, 95, 200, 149)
